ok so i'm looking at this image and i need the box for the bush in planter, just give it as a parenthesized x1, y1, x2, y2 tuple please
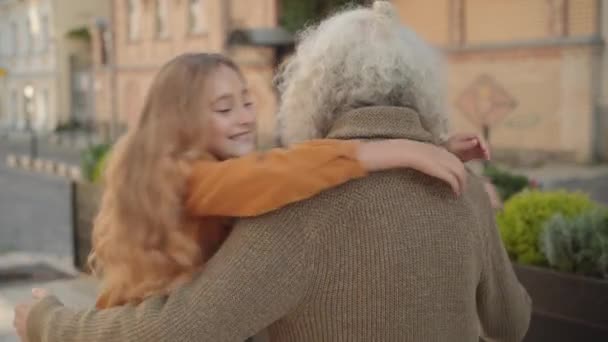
(483, 165, 532, 201)
(91, 150, 110, 183)
(81, 143, 111, 183)
(55, 119, 83, 132)
(540, 208, 608, 278)
(74, 144, 109, 270)
(497, 190, 595, 265)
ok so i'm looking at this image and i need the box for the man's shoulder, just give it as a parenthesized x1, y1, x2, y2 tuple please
(316, 169, 492, 221)
(335, 169, 464, 199)
(237, 169, 489, 228)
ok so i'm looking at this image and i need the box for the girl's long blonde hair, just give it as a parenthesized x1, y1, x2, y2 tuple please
(89, 53, 242, 308)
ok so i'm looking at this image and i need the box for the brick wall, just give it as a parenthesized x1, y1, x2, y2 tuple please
(465, 0, 552, 43)
(94, 0, 278, 141)
(394, 0, 600, 46)
(449, 46, 594, 162)
(394, 0, 450, 45)
(568, 0, 597, 36)
(93, 0, 603, 161)
(394, 0, 602, 163)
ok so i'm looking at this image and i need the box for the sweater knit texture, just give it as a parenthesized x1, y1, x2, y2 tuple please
(27, 106, 531, 342)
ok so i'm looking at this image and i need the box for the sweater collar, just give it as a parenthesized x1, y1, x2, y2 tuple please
(326, 106, 434, 143)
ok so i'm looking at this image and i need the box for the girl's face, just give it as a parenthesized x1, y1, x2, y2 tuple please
(202, 64, 257, 160)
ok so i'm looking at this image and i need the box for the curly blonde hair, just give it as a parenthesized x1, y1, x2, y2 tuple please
(275, 1, 448, 146)
(89, 53, 242, 308)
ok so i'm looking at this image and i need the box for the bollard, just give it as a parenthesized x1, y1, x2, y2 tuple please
(5, 154, 17, 168)
(69, 166, 82, 181)
(43, 160, 56, 173)
(33, 158, 45, 172)
(20, 155, 32, 169)
(56, 163, 68, 177)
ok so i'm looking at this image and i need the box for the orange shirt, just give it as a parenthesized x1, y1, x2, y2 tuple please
(186, 139, 367, 217)
(184, 139, 368, 259)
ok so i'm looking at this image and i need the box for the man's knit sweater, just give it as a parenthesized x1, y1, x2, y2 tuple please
(27, 106, 531, 342)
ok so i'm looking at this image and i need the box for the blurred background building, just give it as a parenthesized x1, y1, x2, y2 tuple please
(1, 2, 607, 341)
(0, 0, 606, 162)
(89, 0, 285, 146)
(0, 0, 109, 133)
(395, 0, 607, 163)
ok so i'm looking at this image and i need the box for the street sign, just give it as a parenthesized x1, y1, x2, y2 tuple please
(455, 74, 517, 128)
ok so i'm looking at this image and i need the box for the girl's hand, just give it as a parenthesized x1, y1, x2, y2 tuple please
(358, 140, 467, 196)
(13, 288, 51, 342)
(443, 133, 490, 162)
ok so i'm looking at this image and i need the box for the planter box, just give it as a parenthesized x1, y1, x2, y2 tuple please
(514, 264, 608, 342)
(70, 180, 102, 272)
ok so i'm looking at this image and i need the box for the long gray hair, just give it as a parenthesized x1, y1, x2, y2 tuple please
(275, 1, 448, 145)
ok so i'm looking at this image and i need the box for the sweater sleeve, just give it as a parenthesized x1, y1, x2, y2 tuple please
(26, 205, 317, 342)
(476, 185, 532, 341)
(185, 139, 367, 217)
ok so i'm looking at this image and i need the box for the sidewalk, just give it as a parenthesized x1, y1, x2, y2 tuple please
(469, 161, 608, 204)
(508, 163, 608, 204)
(0, 253, 97, 342)
(0, 131, 84, 167)
(508, 163, 608, 185)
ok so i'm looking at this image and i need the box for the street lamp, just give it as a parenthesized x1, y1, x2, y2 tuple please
(94, 16, 118, 141)
(23, 85, 38, 159)
(23, 85, 34, 98)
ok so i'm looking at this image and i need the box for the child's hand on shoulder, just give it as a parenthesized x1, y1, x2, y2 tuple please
(443, 133, 490, 163)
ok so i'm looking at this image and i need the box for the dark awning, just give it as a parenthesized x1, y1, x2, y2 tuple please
(227, 27, 294, 47)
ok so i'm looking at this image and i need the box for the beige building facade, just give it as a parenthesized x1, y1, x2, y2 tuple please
(0, 0, 109, 132)
(92, 0, 606, 162)
(395, 0, 607, 163)
(92, 0, 280, 144)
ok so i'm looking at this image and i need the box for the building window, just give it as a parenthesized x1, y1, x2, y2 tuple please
(97, 22, 109, 65)
(10, 89, 19, 128)
(188, 0, 206, 34)
(0, 25, 4, 56)
(155, 0, 169, 38)
(36, 88, 49, 130)
(127, 0, 141, 41)
(24, 18, 31, 53)
(10, 22, 18, 55)
(40, 15, 49, 51)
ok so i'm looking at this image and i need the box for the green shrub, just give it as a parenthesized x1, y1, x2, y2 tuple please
(483, 165, 530, 201)
(280, 0, 360, 33)
(54, 119, 82, 132)
(540, 209, 608, 279)
(497, 190, 596, 266)
(81, 143, 111, 183)
(91, 150, 110, 183)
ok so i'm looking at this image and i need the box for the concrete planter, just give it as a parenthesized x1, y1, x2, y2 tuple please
(514, 264, 608, 341)
(70, 180, 102, 273)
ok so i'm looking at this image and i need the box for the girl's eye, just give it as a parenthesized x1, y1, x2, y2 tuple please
(216, 108, 231, 114)
(244, 102, 254, 108)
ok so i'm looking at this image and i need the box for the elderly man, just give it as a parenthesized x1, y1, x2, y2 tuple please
(16, 2, 530, 341)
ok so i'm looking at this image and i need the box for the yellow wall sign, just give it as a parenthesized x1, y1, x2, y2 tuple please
(0, 68, 6, 77)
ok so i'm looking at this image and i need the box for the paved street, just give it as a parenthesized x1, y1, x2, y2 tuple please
(0, 157, 91, 342)
(0, 135, 81, 167)
(0, 163, 73, 257)
(0, 252, 95, 342)
(0, 134, 94, 341)
(550, 176, 608, 204)
(513, 164, 608, 205)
